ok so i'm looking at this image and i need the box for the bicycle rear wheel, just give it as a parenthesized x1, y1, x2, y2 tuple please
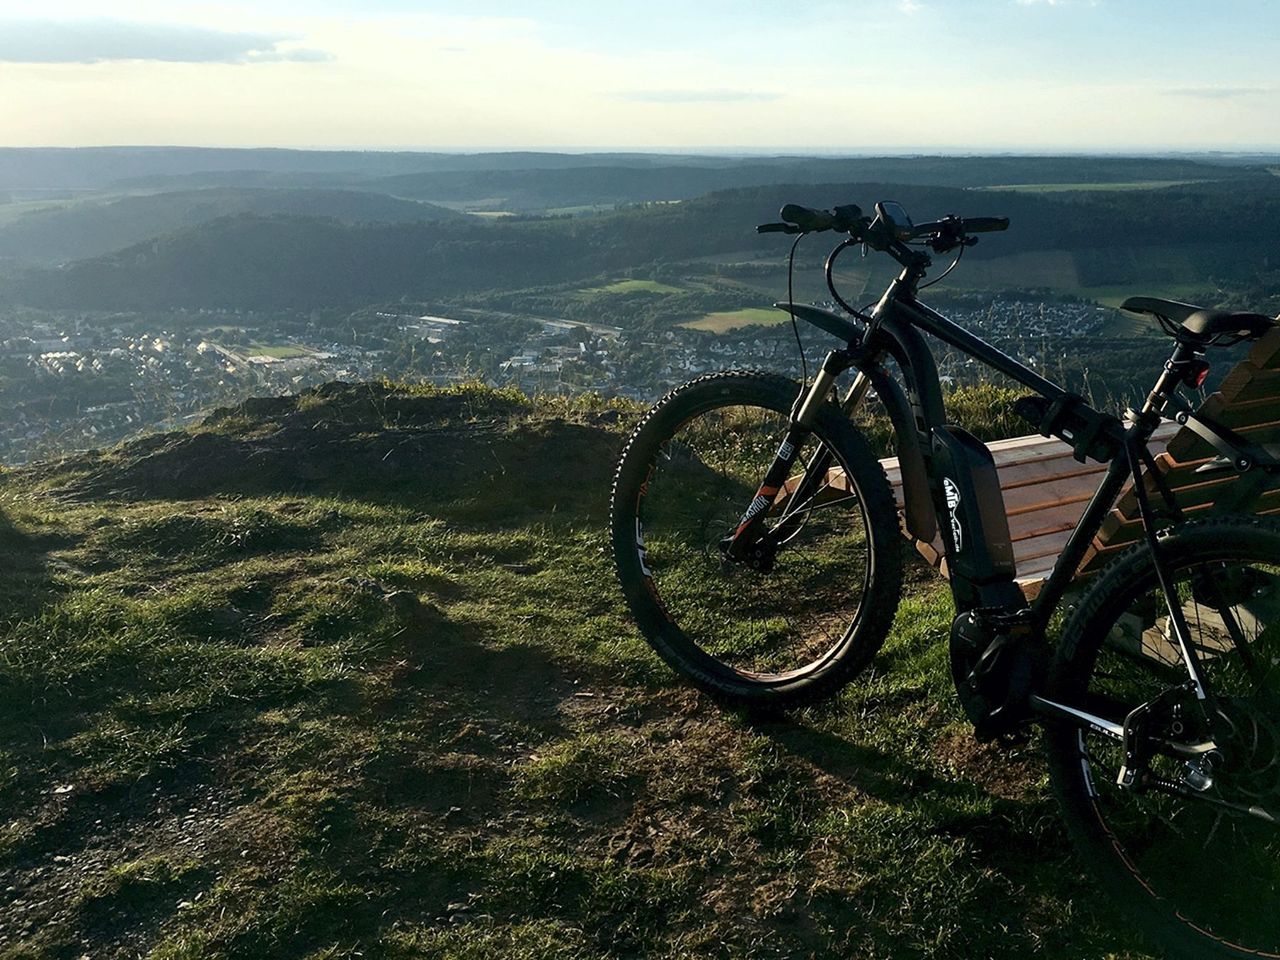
(1045, 517, 1280, 960)
(609, 370, 902, 709)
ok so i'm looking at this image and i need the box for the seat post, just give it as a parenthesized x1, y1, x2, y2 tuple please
(1141, 341, 1204, 418)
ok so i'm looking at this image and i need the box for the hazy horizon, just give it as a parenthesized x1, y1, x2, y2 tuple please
(2, 1, 1277, 152)
(8, 146, 1280, 157)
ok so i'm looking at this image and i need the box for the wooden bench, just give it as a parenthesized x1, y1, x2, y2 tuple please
(876, 327, 1280, 594)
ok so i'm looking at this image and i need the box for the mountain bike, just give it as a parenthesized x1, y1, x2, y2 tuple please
(609, 199, 1280, 959)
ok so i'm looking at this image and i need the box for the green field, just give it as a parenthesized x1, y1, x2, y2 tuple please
(543, 205, 615, 217)
(231, 341, 315, 359)
(579, 278, 684, 296)
(681, 307, 788, 332)
(1074, 282, 1210, 310)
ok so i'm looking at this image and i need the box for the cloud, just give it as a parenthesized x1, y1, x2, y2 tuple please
(1164, 86, 1271, 100)
(610, 89, 781, 104)
(0, 19, 334, 64)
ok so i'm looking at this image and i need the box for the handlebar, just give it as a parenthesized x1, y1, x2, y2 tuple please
(757, 202, 1009, 249)
(958, 216, 1009, 234)
(757, 200, 1011, 299)
(913, 215, 1009, 237)
(758, 203, 864, 235)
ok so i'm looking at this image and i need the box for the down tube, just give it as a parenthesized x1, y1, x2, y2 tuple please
(1031, 453, 1133, 621)
(891, 298, 1071, 402)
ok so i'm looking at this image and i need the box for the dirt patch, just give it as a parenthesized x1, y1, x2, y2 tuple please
(931, 726, 1044, 800)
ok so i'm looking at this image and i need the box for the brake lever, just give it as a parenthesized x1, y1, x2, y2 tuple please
(928, 234, 980, 254)
(757, 222, 803, 235)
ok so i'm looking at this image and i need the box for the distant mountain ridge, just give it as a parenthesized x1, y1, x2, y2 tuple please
(0, 187, 463, 265)
(1, 146, 1269, 194)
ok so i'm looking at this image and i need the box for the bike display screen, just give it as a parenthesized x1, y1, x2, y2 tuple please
(875, 201, 914, 239)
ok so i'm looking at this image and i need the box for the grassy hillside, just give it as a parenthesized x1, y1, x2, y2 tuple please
(0, 381, 1154, 959)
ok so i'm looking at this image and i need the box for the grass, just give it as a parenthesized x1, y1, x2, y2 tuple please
(577, 279, 684, 297)
(229, 341, 315, 359)
(681, 307, 789, 333)
(0, 382, 1157, 959)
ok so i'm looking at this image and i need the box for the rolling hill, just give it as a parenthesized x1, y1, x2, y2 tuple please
(7, 176, 1280, 312)
(0, 188, 464, 265)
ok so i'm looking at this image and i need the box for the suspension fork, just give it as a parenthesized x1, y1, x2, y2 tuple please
(720, 350, 872, 563)
(784, 366, 876, 515)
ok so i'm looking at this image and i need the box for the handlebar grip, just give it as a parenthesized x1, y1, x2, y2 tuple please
(757, 222, 802, 235)
(780, 204, 835, 232)
(962, 217, 1009, 233)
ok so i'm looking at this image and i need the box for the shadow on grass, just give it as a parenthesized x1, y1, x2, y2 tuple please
(0, 593, 583, 955)
(754, 714, 1148, 959)
(754, 718, 973, 805)
(0, 503, 62, 625)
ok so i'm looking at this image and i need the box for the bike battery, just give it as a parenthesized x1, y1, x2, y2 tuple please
(930, 426, 1017, 583)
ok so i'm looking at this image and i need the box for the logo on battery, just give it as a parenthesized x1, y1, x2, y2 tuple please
(943, 477, 963, 553)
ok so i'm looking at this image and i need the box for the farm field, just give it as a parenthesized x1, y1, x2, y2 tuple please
(227, 340, 316, 359)
(681, 307, 790, 332)
(578, 279, 684, 296)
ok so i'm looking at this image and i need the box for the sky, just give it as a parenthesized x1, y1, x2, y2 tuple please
(0, 0, 1277, 152)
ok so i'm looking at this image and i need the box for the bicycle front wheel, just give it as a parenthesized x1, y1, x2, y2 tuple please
(1045, 517, 1280, 960)
(609, 370, 903, 709)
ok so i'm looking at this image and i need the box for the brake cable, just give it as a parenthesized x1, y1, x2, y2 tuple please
(825, 238, 877, 323)
(786, 230, 809, 385)
(919, 239, 966, 291)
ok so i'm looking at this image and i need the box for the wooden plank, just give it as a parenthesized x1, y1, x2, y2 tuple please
(1015, 553, 1062, 581)
(1213, 367, 1280, 405)
(1079, 502, 1280, 574)
(996, 456, 1106, 489)
(914, 537, 944, 568)
(1167, 416, 1280, 461)
(1012, 527, 1075, 565)
(1003, 473, 1105, 515)
(1008, 503, 1090, 543)
(1247, 327, 1280, 370)
(1187, 391, 1280, 429)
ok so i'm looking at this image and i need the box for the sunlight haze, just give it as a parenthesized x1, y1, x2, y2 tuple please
(1, 0, 1277, 150)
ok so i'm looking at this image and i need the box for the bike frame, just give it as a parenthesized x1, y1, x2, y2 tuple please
(756, 257, 1280, 747)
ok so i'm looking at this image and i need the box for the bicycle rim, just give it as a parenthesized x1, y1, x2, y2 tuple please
(634, 399, 875, 680)
(1063, 544, 1280, 953)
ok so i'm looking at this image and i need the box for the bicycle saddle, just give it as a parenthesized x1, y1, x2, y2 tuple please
(1122, 296, 1276, 345)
